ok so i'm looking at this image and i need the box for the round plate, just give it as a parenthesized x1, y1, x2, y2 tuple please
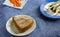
(40, 0, 60, 19)
(6, 15, 36, 36)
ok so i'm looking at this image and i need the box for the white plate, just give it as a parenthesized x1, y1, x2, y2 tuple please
(3, 0, 28, 9)
(6, 15, 36, 36)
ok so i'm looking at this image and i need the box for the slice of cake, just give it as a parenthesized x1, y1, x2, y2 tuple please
(12, 16, 34, 33)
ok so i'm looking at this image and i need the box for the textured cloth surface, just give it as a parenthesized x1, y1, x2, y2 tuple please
(0, 0, 60, 37)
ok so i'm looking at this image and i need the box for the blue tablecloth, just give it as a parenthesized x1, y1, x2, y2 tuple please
(0, 0, 60, 37)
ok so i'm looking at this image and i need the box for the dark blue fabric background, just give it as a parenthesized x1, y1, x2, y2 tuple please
(0, 0, 60, 37)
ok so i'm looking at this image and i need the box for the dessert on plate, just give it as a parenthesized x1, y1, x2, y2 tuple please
(6, 15, 36, 36)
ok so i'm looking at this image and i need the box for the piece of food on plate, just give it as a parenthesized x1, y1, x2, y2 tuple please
(53, 6, 60, 15)
(3, 0, 28, 9)
(12, 16, 34, 33)
(49, 2, 60, 13)
(10, 0, 22, 7)
(44, 1, 60, 16)
(44, 2, 56, 15)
